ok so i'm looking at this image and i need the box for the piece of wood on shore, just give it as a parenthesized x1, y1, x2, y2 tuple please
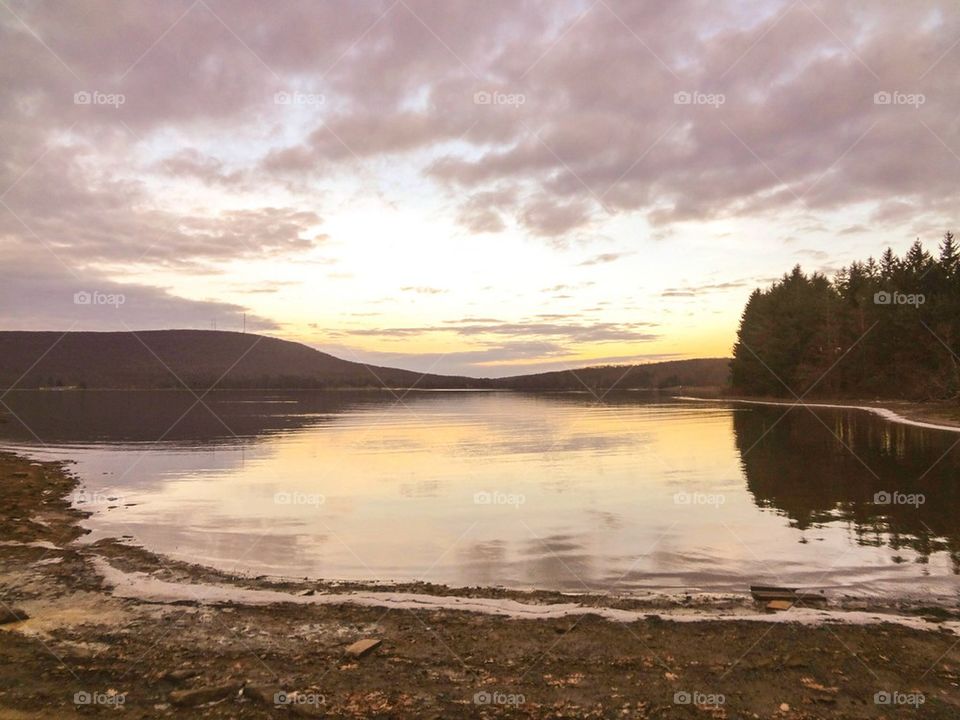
(766, 599, 794, 612)
(345, 638, 382, 658)
(169, 682, 242, 707)
(750, 585, 827, 605)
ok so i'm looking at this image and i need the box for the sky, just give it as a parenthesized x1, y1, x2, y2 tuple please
(1, 0, 958, 377)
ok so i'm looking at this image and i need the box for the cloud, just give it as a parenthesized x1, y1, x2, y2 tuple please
(156, 149, 247, 186)
(454, 187, 517, 234)
(543, 282, 595, 292)
(519, 196, 593, 237)
(839, 224, 869, 235)
(5, 1, 958, 249)
(3, 0, 959, 360)
(401, 286, 446, 294)
(0, 250, 275, 332)
(793, 249, 829, 260)
(578, 252, 628, 266)
(660, 280, 751, 297)
(332, 317, 658, 344)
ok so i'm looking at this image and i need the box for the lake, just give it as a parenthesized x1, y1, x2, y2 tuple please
(2, 390, 958, 597)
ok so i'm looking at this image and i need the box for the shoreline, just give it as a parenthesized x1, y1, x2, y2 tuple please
(674, 394, 960, 433)
(4, 453, 960, 717)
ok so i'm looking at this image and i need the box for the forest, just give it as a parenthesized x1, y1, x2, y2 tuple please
(730, 232, 960, 401)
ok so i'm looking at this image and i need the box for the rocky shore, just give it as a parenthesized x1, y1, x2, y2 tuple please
(1, 451, 959, 718)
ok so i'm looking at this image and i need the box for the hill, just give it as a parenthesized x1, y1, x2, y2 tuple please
(493, 358, 730, 391)
(0, 330, 480, 390)
(0, 331, 731, 392)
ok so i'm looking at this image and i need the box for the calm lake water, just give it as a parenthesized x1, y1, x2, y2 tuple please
(2, 390, 959, 597)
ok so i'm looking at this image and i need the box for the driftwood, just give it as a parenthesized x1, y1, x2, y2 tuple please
(750, 585, 827, 605)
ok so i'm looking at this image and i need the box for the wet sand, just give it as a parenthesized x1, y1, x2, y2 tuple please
(1, 451, 959, 718)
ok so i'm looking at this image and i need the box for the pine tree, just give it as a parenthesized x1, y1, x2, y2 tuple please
(880, 247, 899, 280)
(730, 232, 959, 401)
(940, 231, 958, 277)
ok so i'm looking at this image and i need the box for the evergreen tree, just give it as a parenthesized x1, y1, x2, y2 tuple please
(940, 231, 958, 277)
(730, 232, 958, 401)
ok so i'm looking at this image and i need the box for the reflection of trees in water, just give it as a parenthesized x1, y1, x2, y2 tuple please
(732, 406, 960, 573)
(0, 389, 395, 444)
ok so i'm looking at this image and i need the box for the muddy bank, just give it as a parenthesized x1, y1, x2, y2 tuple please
(2, 452, 960, 718)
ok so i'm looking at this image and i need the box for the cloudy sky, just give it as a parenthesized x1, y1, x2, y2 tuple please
(1, 0, 957, 376)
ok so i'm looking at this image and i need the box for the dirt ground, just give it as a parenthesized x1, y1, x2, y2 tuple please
(1, 452, 960, 718)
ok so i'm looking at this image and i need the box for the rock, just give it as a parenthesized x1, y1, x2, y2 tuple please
(162, 669, 200, 683)
(293, 706, 324, 717)
(243, 684, 283, 706)
(779, 702, 790, 712)
(0, 607, 28, 625)
(783, 654, 806, 668)
(290, 700, 326, 718)
(169, 682, 241, 707)
(345, 638, 382, 658)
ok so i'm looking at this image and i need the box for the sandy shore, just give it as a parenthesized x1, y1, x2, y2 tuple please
(2, 451, 960, 718)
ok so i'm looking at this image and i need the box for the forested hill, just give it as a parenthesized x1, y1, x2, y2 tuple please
(0, 330, 730, 392)
(730, 232, 960, 401)
(0, 331, 481, 390)
(495, 358, 730, 391)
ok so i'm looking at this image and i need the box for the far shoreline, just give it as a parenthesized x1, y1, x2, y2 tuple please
(674, 393, 960, 433)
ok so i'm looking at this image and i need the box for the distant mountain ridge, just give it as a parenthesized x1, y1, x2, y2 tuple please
(494, 358, 731, 391)
(0, 330, 729, 391)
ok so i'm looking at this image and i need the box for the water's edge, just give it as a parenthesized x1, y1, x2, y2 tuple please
(674, 396, 960, 434)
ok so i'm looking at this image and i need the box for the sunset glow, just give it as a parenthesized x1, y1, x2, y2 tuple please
(2, 1, 957, 375)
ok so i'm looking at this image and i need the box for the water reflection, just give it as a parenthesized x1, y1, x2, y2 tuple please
(733, 405, 960, 573)
(0, 389, 393, 444)
(1, 390, 958, 595)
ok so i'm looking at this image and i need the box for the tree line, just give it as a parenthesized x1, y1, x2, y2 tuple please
(730, 232, 960, 400)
